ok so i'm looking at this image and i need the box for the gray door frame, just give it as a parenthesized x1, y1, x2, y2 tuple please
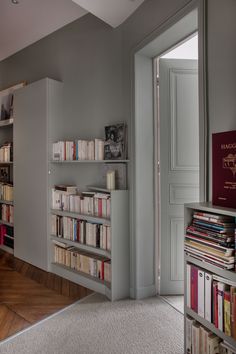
(130, 0, 208, 299)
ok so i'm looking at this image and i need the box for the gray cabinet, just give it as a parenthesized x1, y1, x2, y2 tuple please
(14, 78, 62, 271)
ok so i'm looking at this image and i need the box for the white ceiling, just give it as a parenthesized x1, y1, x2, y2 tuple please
(0, 0, 145, 62)
(72, 0, 145, 28)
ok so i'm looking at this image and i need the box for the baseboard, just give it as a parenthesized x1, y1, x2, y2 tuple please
(130, 285, 156, 299)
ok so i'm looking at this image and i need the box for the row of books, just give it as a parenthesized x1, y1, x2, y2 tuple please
(186, 316, 235, 354)
(0, 142, 13, 162)
(53, 241, 111, 282)
(52, 187, 111, 219)
(0, 224, 14, 249)
(51, 215, 111, 251)
(52, 139, 104, 161)
(185, 211, 236, 270)
(0, 183, 13, 201)
(187, 264, 236, 338)
(0, 204, 13, 224)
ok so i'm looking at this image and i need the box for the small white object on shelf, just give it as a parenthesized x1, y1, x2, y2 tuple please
(106, 170, 115, 190)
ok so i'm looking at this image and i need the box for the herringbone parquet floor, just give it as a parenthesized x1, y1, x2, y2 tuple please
(0, 251, 91, 341)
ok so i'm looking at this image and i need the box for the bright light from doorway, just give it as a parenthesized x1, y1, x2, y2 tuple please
(161, 34, 198, 59)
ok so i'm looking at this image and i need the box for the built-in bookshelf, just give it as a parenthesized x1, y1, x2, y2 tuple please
(184, 202, 236, 352)
(6, 78, 129, 301)
(0, 116, 14, 254)
(50, 187, 129, 301)
(186, 316, 236, 353)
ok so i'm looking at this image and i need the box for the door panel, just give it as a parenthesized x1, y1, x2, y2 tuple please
(159, 58, 199, 295)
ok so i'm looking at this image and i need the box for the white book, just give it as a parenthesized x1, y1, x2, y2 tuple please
(186, 316, 194, 354)
(198, 269, 205, 318)
(106, 226, 111, 251)
(205, 272, 213, 322)
(186, 264, 191, 308)
(192, 322, 200, 354)
(207, 334, 220, 354)
(201, 326, 212, 354)
(218, 282, 225, 331)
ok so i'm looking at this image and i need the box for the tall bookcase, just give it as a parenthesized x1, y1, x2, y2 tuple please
(11, 77, 129, 300)
(0, 118, 14, 254)
(50, 186, 129, 301)
(184, 202, 236, 351)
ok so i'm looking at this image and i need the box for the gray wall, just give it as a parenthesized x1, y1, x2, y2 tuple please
(0, 14, 124, 140)
(207, 0, 236, 199)
(1, 0, 236, 297)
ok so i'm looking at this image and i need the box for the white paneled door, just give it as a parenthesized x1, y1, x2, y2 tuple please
(159, 59, 199, 295)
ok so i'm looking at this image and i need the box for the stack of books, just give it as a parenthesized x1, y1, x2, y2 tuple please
(0, 224, 14, 249)
(0, 204, 13, 223)
(185, 211, 235, 269)
(52, 139, 104, 161)
(186, 316, 234, 354)
(53, 240, 111, 282)
(51, 214, 111, 251)
(0, 142, 13, 162)
(0, 183, 13, 201)
(52, 187, 111, 219)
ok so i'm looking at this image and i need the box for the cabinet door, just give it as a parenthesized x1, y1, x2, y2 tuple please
(14, 79, 49, 270)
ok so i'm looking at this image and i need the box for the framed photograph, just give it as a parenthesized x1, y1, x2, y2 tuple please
(0, 166, 10, 183)
(0, 82, 26, 120)
(104, 123, 127, 160)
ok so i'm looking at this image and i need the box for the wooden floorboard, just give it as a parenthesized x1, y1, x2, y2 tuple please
(0, 251, 92, 341)
(0, 304, 30, 341)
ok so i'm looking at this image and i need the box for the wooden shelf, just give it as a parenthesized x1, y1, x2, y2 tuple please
(0, 118, 13, 127)
(0, 161, 13, 165)
(51, 262, 111, 299)
(87, 186, 127, 193)
(0, 200, 13, 205)
(51, 209, 110, 225)
(186, 308, 236, 349)
(185, 202, 236, 217)
(0, 220, 13, 227)
(0, 244, 14, 254)
(51, 159, 129, 164)
(185, 254, 236, 283)
(51, 235, 111, 259)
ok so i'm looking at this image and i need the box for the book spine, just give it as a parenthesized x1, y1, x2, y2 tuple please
(234, 293, 236, 340)
(224, 291, 231, 336)
(198, 269, 205, 318)
(213, 281, 218, 328)
(191, 266, 198, 312)
(185, 317, 193, 354)
(218, 282, 225, 331)
(205, 272, 212, 323)
(187, 264, 191, 308)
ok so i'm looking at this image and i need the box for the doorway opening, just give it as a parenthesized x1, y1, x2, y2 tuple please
(132, 4, 207, 300)
(156, 34, 200, 313)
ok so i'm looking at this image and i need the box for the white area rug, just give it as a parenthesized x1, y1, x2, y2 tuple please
(0, 293, 184, 354)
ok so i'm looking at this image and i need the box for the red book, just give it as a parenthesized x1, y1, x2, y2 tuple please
(234, 293, 236, 340)
(191, 265, 198, 312)
(212, 130, 236, 208)
(98, 199, 102, 218)
(77, 219, 80, 242)
(213, 281, 218, 328)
